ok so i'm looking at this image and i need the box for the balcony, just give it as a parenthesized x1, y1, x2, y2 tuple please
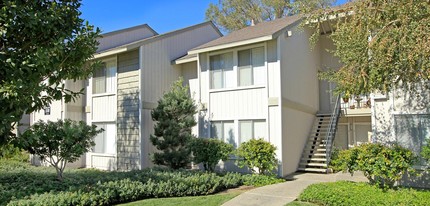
(340, 95, 371, 116)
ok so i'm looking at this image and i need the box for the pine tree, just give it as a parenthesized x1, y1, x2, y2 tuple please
(150, 78, 197, 169)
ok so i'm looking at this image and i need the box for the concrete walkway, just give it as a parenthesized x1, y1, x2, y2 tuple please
(222, 172, 368, 206)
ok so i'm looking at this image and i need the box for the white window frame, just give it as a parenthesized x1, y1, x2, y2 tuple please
(91, 57, 117, 96)
(210, 120, 236, 147)
(238, 46, 265, 87)
(207, 43, 267, 92)
(239, 119, 266, 145)
(91, 122, 117, 155)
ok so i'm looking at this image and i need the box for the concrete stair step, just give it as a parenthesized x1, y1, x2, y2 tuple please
(301, 157, 327, 162)
(299, 162, 328, 167)
(297, 167, 327, 173)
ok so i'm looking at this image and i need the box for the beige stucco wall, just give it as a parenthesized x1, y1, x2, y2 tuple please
(279, 26, 320, 176)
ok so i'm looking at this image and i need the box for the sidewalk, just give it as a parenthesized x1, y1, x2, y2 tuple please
(222, 172, 368, 206)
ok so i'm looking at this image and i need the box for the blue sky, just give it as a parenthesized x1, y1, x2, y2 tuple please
(80, 0, 348, 35)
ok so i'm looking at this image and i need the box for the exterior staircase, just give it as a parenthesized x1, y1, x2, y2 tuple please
(298, 95, 341, 173)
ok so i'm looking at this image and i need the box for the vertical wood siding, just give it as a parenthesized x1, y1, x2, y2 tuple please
(209, 88, 267, 120)
(140, 24, 221, 168)
(117, 50, 140, 170)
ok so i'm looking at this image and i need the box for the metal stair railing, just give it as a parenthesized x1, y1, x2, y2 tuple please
(325, 94, 341, 166)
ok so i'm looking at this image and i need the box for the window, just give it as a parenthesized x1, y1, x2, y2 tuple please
(239, 120, 266, 144)
(44, 106, 51, 115)
(210, 52, 234, 89)
(93, 59, 116, 94)
(238, 47, 265, 86)
(394, 114, 430, 165)
(92, 123, 116, 154)
(211, 121, 236, 147)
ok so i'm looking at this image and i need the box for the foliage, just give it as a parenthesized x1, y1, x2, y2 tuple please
(14, 119, 103, 181)
(0, 160, 284, 206)
(150, 78, 197, 169)
(206, 0, 334, 32)
(241, 174, 285, 187)
(0, 0, 100, 145)
(328, 147, 342, 172)
(0, 144, 29, 162)
(236, 138, 278, 175)
(421, 138, 430, 165)
(332, 143, 416, 188)
(297, 181, 430, 206)
(190, 138, 234, 172)
(304, 0, 430, 95)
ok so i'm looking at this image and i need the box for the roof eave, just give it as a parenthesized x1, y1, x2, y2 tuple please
(188, 35, 274, 55)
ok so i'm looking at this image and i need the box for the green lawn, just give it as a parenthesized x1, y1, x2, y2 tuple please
(294, 181, 430, 206)
(119, 192, 241, 206)
(285, 201, 318, 206)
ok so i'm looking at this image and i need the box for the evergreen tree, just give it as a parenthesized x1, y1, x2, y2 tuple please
(150, 78, 197, 169)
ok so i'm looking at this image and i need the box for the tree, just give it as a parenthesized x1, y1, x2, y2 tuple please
(305, 0, 430, 95)
(190, 138, 234, 172)
(206, 0, 334, 32)
(150, 78, 197, 169)
(15, 119, 103, 181)
(0, 0, 100, 145)
(236, 138, 278, 175)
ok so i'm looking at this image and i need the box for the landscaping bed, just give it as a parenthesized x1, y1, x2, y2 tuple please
(0, 160, 284, 206)
(294, 181, 430, 206)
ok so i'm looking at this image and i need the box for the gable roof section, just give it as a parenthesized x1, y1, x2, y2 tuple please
(189, 15, 302, 54)
(94, 21, 222, 59)
(97, 24, 158, 53)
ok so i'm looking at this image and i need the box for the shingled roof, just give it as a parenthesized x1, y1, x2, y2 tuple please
(189, 15, 302, 53)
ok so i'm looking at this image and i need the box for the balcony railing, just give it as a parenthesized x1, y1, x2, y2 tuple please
(340, 95, 371, 110)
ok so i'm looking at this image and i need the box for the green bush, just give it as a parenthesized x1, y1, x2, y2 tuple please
(190, 138, 234, 172)
(298, 181, 430, 206)
(15, 119, 103, 181)
(0, 160, 285, 206)
(333, 143, 416, 188)
(236, 138, 278, 175)
(0, 144, 29, 162)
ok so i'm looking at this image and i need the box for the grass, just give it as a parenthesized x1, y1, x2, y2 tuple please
(285, 201, 318, 206)
(119, 192, 241, 206)
(295, 181, 430, 206)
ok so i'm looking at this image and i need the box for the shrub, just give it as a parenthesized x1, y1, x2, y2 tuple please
(298, 181, 430, 206)
(190, 138, 234, 172)
(421, 138, 430, 165)
(0, 144, 28, 162)
(334, 143, 416, 188)
(236, 138, 277, 175)
(241, 174, 285, 187)
(150, 78, 197, 169)
(14, 119, 103, 181)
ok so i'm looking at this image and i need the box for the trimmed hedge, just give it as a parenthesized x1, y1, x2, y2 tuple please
(298, 181, 430, 206)
(0, 161, 284, 206)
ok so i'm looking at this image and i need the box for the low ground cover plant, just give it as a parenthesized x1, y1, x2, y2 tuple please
(0, 160, 284, 206)
(297, 181, 430, 206)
